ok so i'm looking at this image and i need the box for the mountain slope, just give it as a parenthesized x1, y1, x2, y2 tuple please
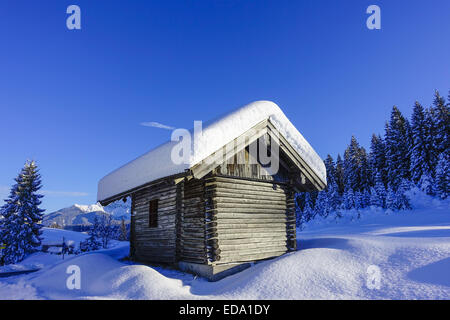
(43, 200, 130, 228)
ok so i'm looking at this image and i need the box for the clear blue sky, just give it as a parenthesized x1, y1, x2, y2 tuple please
(0, 0, 449, 212)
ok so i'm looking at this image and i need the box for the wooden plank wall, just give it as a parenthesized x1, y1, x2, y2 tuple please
(205, 175, 296, 265)
(178, 179, 208, 264)
(132, 182, 178, 264)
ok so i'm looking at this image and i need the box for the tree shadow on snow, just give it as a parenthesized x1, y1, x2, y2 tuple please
(408, 257, 450, 287)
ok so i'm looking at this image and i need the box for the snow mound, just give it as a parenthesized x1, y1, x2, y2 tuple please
(89, 265, 194, 299)
(23, 252, 193, 300)
(97, 101, 326, 201)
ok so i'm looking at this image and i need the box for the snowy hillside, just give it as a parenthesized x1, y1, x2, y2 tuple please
(1, 203, 449, 300)
(43, 199, 130, 228)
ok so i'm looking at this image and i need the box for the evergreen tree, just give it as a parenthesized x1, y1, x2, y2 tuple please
(419, 172, 434, 196)
(359, 147, 372, 191)
(369, 186, 382, 207)
(385, 185, 396, 210)
(322, 155, 342, 212)
(314, 191, 329, 218)
(385, 107, 412, 188)
(295, 193, 306, 212)
(369, 134, 388, 187)
(353, 191, 363, 210)
(373, 171, 387, 208)
(0, 161, 44, 265)
(342, 188, 354, 210)
(327, 180, 341, 212)
(324, 155, 337, 185)
(394, 179, 412, 210)
(431, 91, 449, 157)
(85, 217, 102, 251)
(119, 218, 128, 241)
(98, 215, 116, 249)
(335, 154, 345, 195)
(410, 102, 433, 185)
(343, 137, 358, 191)
(343, 136, 371, 193)
(435, 153, 449, 199)
(425, 106, 439, 175)
(301, 195, 315, 223)
(361, 189, 371, 208)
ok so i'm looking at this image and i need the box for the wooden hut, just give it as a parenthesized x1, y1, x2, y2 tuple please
(98, 101, 326, 280)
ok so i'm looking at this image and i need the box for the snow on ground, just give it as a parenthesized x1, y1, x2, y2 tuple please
(0, 228, 88, 273)
(0, 203, 449, 300)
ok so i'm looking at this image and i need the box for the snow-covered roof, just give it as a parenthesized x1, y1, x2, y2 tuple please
(97, 101, 326, 202)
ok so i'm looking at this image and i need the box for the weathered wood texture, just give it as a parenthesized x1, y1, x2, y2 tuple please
(132, 181, 178, 264)
(210, 138, 291, 183)
(178, 179, 207, 264)
(205, 175, 296, 265)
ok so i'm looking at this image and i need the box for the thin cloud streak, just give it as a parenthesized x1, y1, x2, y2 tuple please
(140, 121, 175, 130)
(0, 186, 88, 197)
(41, 190, 89, 197)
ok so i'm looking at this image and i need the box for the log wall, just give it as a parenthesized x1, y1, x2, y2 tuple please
(205, 175, 296, 265)
(178, 179, 207, 264)
(131, 182, 178, 264)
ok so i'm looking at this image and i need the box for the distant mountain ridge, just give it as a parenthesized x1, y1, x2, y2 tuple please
(43, 199, 131, 229)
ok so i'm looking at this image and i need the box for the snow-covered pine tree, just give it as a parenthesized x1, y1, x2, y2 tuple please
(342, 188, 354, 210)
(119, 217, 128, 241)
(369, 186, 382, 207)
(394, 179, 412, 210)
(353, 191, 363, 210)
(374, 171, 387, 208)
(343, 137, 359, 192)
(419, 172, 434, 196)
(327, 180, 341, 212)
(321, 154, 342, 212)
(324, 155, 336, 185)
(0, 160, 44, 265)
(85, 217, 102, 251)
(335, 154, 345, 195)
(369, 134, 388, 187)
(98, 214, 115, 248)
(313, 191, 327, 218)
(385, 185, 396, 210)
(362, 189, 371, 208)
(359, 147, 372, 191)
(431, 91, 449, 157)
(410, 102, 433, 186)
(344, 136, 371, 193)
(385, 107, 412, 188)
(434, 153, 449, 199)
(301, 193, 315, 223)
